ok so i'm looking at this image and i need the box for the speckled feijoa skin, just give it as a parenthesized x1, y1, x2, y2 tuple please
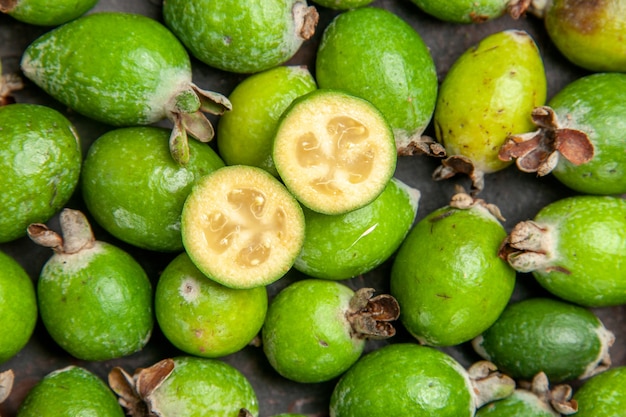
(0, 103, 81, 243)
(408, 0, 520, 23)
(573, 366, 626, 417)
(1, 0, 99, 26)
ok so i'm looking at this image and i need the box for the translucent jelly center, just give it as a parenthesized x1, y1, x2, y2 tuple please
(296, 116, 374, 195)
(204, 188, 286, 268)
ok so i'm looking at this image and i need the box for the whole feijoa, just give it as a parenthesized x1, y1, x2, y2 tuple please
(28, 209, 153, 361)
(316, 7, 438, 147)
(499, 195, 626, 307)
(390, 190, 515, 347)
(573, 366, 626, 417)
(20, 11, 231, 165)
(0, 103, 81, 243)
(330, 343, 515, 417)
(0, 250, 37, 364)
(433, 30, 546, 191)
(17, 366, 124, 417)
(533, 0, 626, 72)
(472, 297, 615, 383)
(408, 0, 527, 23)
(0, 0, 98, 26)
(217, 65, 317, 177)
(81, 126, 224, 252)
(155, 252, 268, 358)
(262, 279, 399, 383)
(109, 356, 259, 416)
(163, 0, 319, 74)
(294, 177, 420, 280)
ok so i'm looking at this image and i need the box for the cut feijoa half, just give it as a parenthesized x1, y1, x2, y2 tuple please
(181, 165, 305, 289)
(272, 89, 397, 215)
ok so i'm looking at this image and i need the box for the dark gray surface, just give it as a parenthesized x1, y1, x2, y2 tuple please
(1, 1, 624, 416)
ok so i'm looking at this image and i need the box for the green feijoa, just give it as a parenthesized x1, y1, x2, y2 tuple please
(29, 209, 153, 361)
(0, 0, 98, 26)
(163, 0, 319, 74)
(17, 366, 124, 417)
(0, 251, 37, 364)
(573, 366, 626, 417)
(294, 178, 420, 280)
(408, 0, 527, 23)
(532, 0, 626, 72)
(20, 11, 231, 165)
(330, 343, 515, 417)
(433, 29, 547, 191)
(476, 372, 577, 417)
(109, 356, 259, 416)
(155, 252, 268, 358)
(217, 65, 317, 177)
(499, 195, 626, 307)
(472, 297, 615, 383)
(390, 191, 515, 347)
(262, 279, 399, 383)
(315, 7, 438, 148)
(0, 103, 81, 244)
(81, 126, 225, 252)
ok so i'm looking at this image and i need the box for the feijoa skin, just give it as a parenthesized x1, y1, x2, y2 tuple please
(315, 7, 438, 148)
(0, 0, 99, 26)
(408, 0, 526, 24)
(573, 366, 626, 417)
(17, 366, 125, 417)
(390, 192, 516, 347)
(0, 250, 37, 364)
(110, 356, 259, 417)
(81, 126, 225, 252)
(472, 297, 615, 383)
(294, 178, 419, 280)
(162, 0, 319, 74)
(500, 195, 626, 307)
(29, 209, 154, 361)
(312, 0, 373, 9)
(0, 103, 81, 243)
(534, 0, 626, 72)
(20, 12, 231, 165)
(433, 30, 547, 190)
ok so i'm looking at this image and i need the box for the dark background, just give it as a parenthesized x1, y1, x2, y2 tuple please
(1, 0, 624, 416)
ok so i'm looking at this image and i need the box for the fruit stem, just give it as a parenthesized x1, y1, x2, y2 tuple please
(517, 372, 578, 415)
(27, 209, 96, 254)
(0, 369, 14, 404)
(468, 361, 516, 409)
(346, 288, 400, 340)
(498, 220, 566, 273)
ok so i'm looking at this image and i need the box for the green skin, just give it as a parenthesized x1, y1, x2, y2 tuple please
(38, 241, 154, 361)
(148, 356, 259, 417)
(0, 104, 81, 243)
(312, 0, 373, 10)
(0, 251, 37, 363)
(330, 343, 474, 417)
(529, 195, 626, 307)
(573, 366, 626, 417)
(409, 0, 511, 23)
(163, 0, 311, 74)
(544, 0, 626, 72)
(472, 298, 610, 383)
(390, 204, 515, 347)
(2, 0, 99, 26)
(434, 30, 547, 173)
(17, 366, 125, 417)
(549, 73, 626, 195)
(155, 252, 268, 358)
(262, 279, 365, 383)
(217, 65, 317, 177)
(21, 12, 192, 126)
(316, 7, 438, 144)
(476, 390, 558, 417)
(294, 178, 419, 280)
(81, 126, 224, 252)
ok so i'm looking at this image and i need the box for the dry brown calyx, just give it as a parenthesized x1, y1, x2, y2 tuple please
(0, 0, 18, 13)
(293, 1, 319, 41)
(432, 154, 486, 196)
(507, 0, 533, 19)
(108, 358, 176, 417)
(0, 369, 14, 406)
(0, 72, 24, 106)
(499, 106, 594, 177)
(468, 361, 516, 409)
(346, 288, 400, 340)
(448, 185, 506, 222)
(397, 134, 447, 158)
(517, 372, 578, 415)
(27, 208, 96, 255)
